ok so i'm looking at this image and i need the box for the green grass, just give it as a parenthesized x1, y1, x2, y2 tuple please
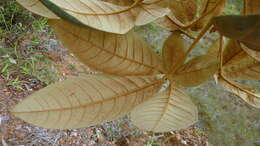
(0, 0, 60, 90)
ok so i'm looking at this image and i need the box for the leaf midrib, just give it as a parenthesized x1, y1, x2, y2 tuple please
(60, 24, 163, 73)
(12, 79, 161, 114)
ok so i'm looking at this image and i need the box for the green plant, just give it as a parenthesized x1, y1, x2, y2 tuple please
(7, 77, 23, 90)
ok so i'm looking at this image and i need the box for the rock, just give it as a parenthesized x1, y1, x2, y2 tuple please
(42, 39, 67, 55)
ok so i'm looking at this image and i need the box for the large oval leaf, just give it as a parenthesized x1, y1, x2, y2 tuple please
(215, 74, 260, 108)
(49, 20, 164, 76)
(37, 0, 168, 34)
(130, 84, 198, 132)
(16, 0, 59, 18)
(39, 0, 138, 34)
(12, 75, 162, 129)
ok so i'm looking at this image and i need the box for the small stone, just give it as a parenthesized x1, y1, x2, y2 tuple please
(181, 140, 187, 145)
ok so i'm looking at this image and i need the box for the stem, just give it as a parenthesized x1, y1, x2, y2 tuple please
(183, 21, 213, 61)
(219, 35, 224, 73)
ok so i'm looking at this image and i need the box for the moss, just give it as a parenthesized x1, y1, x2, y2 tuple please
(188, 80, 260, 146)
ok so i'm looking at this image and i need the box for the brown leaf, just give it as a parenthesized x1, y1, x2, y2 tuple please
(191, 0, 226, 31)
(212, 15, 260, 51)
(130, 83, 198, 132)
(167, 0, 197, 25)
(244, 0, 260, 14)
(173, 56, 218, 87)
(16, 0, 59, 18)
(39, 0, 139, 34)
(135, 3, 170, 26)
(161, 31, 188, 73)
(241, 43, 260, 61)
(221, 40, 242, 65)
(172, 41, 219, 87)
(222, 51, 260, 80)
(12, 75, 163, 129)
(49, 20, 164, 76)
(215, 74, 260, 108)
(100, 0, 134, 6)
(36, 0, 168, 34)
(154, 16, 179, 31)
(220, 40, 260, 80)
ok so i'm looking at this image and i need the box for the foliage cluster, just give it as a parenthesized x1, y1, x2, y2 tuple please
(8, 0, 260, 144)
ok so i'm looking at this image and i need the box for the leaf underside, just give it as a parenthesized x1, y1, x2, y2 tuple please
(215, 74, 260, 108)
(213, 15, 260, 52)
(190, 0, 226, 31)
(241, 43, 260, 61)
(131, 84, 198, 132)
(172, 41, 219, 87)
(222, 41, 260, 80)
(20, 0, 167, 34)
(244, 0, 260, 14)
(217, 40, 260, 108)
(49, 20, 164, 76)
(12, 75, 162, 129)
(135, 4, 170, 26)
(168, 0, 197, 25)
(162, 31, 188, 73)
(16, 0, 59, 18)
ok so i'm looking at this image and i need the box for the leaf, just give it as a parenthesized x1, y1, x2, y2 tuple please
(101, 0, 134, 6)
(191, 0, 226, 31)
(241, 43, 260, 61)
(222, 51, 260, 80)
(38, 0, 168, 34)
(212, 15, 260, 51)
(221, 40, 242, 65)
(172, 41, 219, 87)
(142, 0, 160, 4)
(173, 55, 218, 87)
(49, 20, 164, 76)
(11, 75, 163, 129)
(154, 15, 196, 38)
(244, 0, 260, 14)
(16, 0, 59, 18)
(215, 74, 260, 108)
(161, 31, 188, 73)
(154, 16, 179, 31)
(130, 84, 198, 132)
(221, 40, 260, 80)
(167, 0, 197, 25)
(135, 4, 170, 26)
(39, 0, 138, 34)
